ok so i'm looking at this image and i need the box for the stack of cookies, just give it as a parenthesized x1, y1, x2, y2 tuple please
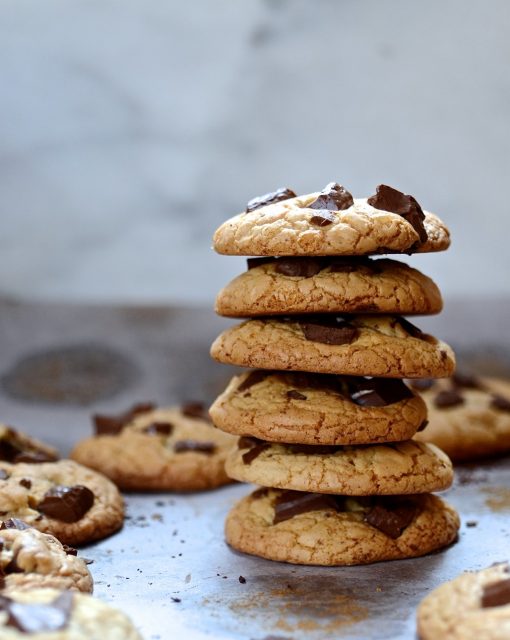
(210, 182, 460, 566)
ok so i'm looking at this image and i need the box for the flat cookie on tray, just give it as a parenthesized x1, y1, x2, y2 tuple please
(211, 315, 455, 378)
(210, 371, 427, 445)
(226, 439, 453, 495)
(71, 403, 236, 491)
(225, 487, 459, 565)
(414, 375, 510, 462)
(0, 588, 142, 639)
(0, 460, 123, 546)
(213, 183, 450, 256)
(0, 519, 92, 593)
(417, 562, 510, 640)
(215, 257, 442, 317)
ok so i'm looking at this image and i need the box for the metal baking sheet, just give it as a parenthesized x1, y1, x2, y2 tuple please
(0, 298, 509, 640)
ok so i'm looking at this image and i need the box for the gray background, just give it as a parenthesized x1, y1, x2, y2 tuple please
(0, 0, 509, 304)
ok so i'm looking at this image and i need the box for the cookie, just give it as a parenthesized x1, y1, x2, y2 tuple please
(210, 371, 428, 445)
(0, 519, 92, 593)
(0, 460, 123, 546)
(211, 315, 455, 378)
(0, 425, 59, 464)
(71, 403, 236, 491)
(215, 257, 442, 317)
(226, 439, 453, 495)
(213, 183, 450, 256)
(0, 588, 142, 639)
(414, 375, 510, 462)
(417, 562, 510, 640)
(225, 487, 459, 565)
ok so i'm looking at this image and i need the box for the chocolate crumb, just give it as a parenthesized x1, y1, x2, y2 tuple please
(171, 597, 182, 603)
(466, 521, 478, 528)
(239, 576, 247, 584)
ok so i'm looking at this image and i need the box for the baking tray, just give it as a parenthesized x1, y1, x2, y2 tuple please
(0, 298, 509, 640)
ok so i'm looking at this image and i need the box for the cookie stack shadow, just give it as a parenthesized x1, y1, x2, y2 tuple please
(209, 182, 461, 565)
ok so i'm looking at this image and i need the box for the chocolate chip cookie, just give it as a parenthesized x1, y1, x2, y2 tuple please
(0, 425, 59, 464)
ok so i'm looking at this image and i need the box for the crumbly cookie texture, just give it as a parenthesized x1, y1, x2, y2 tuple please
(417, 563, 510, 640)
(226, 440, 453, 495)
(0, 460, 123, 546)
(213, 193, 450, 256)
(225, 488, 459, 566)
(215, 257, 443, 317)
(0, 525, 92, 593)
(210, 316, 455, 378)
(414, 377, 510, 461)
(210, 371, 427, 445)
(71, 407, 236, 491)
(0, 588, 142, 639)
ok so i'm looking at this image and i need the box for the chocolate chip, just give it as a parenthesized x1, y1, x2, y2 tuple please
(481, 578, 510, 608)
(309, 211, 337, 227)
(237, 370, 270, 393)
(173, 441, 216, 455)
(144, 422, 174, 436)
(37, 485, 94, 523)
(273, 491, 338, 524)
(0, 470, 9, 480)
(491, 394, 510, 412)
(347, 377, 413, 407)
(62, 544, 78, 556)
(408, 378, 435, 391)
(181, 402, 209, 421)
(286, 390, 307, 400)
(394, 316, 429, 340)
(298, 317, 359, 345)
(0, 591, 74, 633)
(246, 187, 297, 213)
(364, 501, 417, 539)
(434, 389, 464, 408)
(239, 437, 270, 464)
(247, 257, 276, 270)
(239, 576, 247, 584)
(308, 183, 354, 211)
(93, 402, 155, 435)
(0, 519, 30, 531)
(452, 372, 482, 389)
(367, 184, 427, 244)
(19, 479, 31, 489)
(274, 258, 323, 278)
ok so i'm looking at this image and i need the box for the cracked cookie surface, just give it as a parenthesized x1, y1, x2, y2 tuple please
(225, 488, 459, 565)
(210, 371, 427, 445)
(210, 315, 455, 378)
(226, 440, 453, 494)
(215, 257, 442, 317)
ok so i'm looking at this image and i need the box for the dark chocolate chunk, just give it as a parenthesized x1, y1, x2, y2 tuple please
(144, 422, 174, 436)
(299, 317, 359, 345)
(93, 402, 155, 435)
(238, 436, 263, 450)
(286, 389, 307, 401)
(274, 258, 323, 278)
(367, 184, 427, 243)
(491, 394, 510, 412)
(309, 211, 337, 227)
(308, 183, 354, 211)
(394, 316, 429, 340)
(181, 402, 210, 421)
(364, 501, 417, 539)
(0, 590, 73, 633)
(328, 256, 381, 274)
(251, 487, 269, 500)
(246, 187, 297, 213)
(240, 437, 270, 464)
(273, 491, 338, 524)
(239, 575, 247, 584)
(62, 544, 78, 556)
(37, 485, 94, 523)
(237, 370, 270, 392)
(247, 257, 276, 270)
(409, 378, 435, 391)
(481, 578, 510, 608)
(173, 440, 216, 455)
(0, 519, 30, 531)
(347, 377, 413, 407)
(0, 429, 58, 465)
(19, 479, 31, 490)
(0, 470, 9, 480)
(452, 372, 482, 389)
(434, 389, 464, 408)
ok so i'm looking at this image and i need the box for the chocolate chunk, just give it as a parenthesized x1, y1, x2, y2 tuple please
(247, 257, 276, 270)
(246, 187, 297, 213)
(367, 184, 427, 244)
(237, 370, 270, 393)
(417, 420, 429, 432)
(309, 211, 337, 227)
(37, 485, 94, 523)
(452, 372, 482, 389)
(394, 316, 429, 340)
(286, 389, 307, 401)
(181, 402, 209, 421)
(0, 470, 9, 480)
(274, 258, 323, 278)
(62, 544, 78, 556)
(0, 519, 30, 530)
(0, 429, 57, 465)
(93, 402, 155, 436)
(308, 183, 354, 211)
(19, 479, 31, 489)
(347, 377, 413, 407)
(481, 578, 510, 608)
(299, 317, 359, 345)
(364, 501, 417, 539)
(239, 437, 270, 464)
(409, 378, 435, 391)
(173, 440, 216, 455)
(491, 394, 510, 412)
(273, 491, 338, 524)
(144, 422, 174, 436)
(434, 389, 464, 408)
(251, 487, 269, 500)
(0, 590, 73, 633)
(328, 256, 381, 274)
(238, 436, 263, 450)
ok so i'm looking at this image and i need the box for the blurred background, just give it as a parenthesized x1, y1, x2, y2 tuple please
(0, 0, 509, 305)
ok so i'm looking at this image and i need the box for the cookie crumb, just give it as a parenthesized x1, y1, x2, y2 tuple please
(239, 576, 246, 584)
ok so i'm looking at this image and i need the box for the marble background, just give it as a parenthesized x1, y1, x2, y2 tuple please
(0, 0, 509, 304)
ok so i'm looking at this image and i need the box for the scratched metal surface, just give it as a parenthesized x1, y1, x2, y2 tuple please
(0, 298, 509, 640)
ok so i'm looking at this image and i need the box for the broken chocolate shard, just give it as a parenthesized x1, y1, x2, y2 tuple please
(237, 370, 270, 393)
(144, 422, 174, 436)
(173, 440, 216, 455)
(347, 377, 413, 407)
(286, 389, 307, 401)
(0, 590, 74, 633)
(364, 500, 417, 539)
(481, 577, 510, 608)
(299, 316, 359, 346)
(37, 485, 94, 523)
(247, 257, 276, 270)
(240, 438, 270, 464)
(309, 211, 337, 227)
(246, 187, 297, 213)
(491, 394, 510, 412)
(93, 402, 155, 436)
(273, 491, 338, 524)
(274, 258, 323, 278)
(434, 389, 464, 408)
(0, 519, 30, 531)
(367, 184, 427, 244)
(308, 182, 354, 211)
(181, 402, 210, 421)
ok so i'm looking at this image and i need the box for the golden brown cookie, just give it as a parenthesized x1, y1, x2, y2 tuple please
(0, 425, 59, 464)
(211, 315, 455, 378)
(0, 520, 92, 593)
(210, 371, 427, 445)
(225, 488, 459, 565)
(215, 257, 442, 317)
(226, 439, 453, 495)
(213, 183, 450, 256)
(414, 375, 510, 462)
(0, 460, 123, 546)
(417, 562, 510, 640)
(71, 403, 236, 491)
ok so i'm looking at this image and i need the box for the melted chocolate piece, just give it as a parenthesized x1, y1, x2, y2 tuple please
(364, 500, 417, 539)
(144, 422, 174, 436)
(0, 470, 8, 480)
(247, 257, 276, 270)
(0, 591, 73, 633)
(246, 187, 297, 213)
(394, 316, 429, 340)
(367, 184, 427, 243)
(19, 479, 31, 490)
(62, 544, 78, 556)
(93, 402, 155, 436)
(299, 317, 359, 345)
(347, 377, 413, 407)
(274, 258, 323, 278)
(239, 437, 270, 464)
(37, 485, 94, 523)
(491, 394, 510, 412)
(181, 402, 210, 421)
(452, 372, 482, 389)
(409, 378, 435, 391)
(286, 389, 307, 400)
(308, 183, 354, 211)
(434, 389, 464, 408)
(309, 211, 337, 227)
(481, 578, 510, 608)
(0, 429, 57, 465)
(173, 440, 216, 455)
(0, 519, 30, 531)
(273, 490, 338, 524)
(237, 370, 270, 393)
